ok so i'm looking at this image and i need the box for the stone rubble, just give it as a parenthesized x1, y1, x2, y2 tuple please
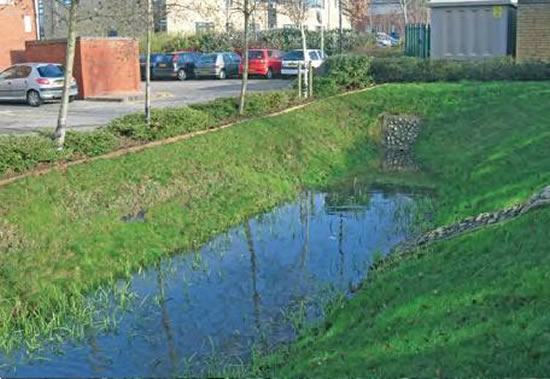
(381, 114, 422, 172)
(401, 185, 550, 251)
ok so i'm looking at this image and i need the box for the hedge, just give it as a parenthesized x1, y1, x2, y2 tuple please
(314, 55, 550, 96)
(144, 29, 375, 56)
(0, 90, 301, 178)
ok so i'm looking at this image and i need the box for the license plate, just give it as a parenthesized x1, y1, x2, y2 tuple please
(158, 63, 167, 68)
(54, 80, 64, 85)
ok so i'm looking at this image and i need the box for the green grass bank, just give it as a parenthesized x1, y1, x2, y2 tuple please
(261, 80, 550, 376)
(1, 81, 549, 377)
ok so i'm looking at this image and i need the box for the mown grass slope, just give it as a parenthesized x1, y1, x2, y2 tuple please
(264, 81, 550, 376)
(1, 81, 549, 371)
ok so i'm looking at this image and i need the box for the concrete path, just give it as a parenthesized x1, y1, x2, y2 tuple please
(0, 79, 291, 135)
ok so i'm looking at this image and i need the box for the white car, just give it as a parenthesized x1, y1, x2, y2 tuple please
(281, 49, 327, 76)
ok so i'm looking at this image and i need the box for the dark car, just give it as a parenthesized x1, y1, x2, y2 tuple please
(194, 52, 241, 80)
(152, 52, 201, 81)
(139, 53, 162, 80)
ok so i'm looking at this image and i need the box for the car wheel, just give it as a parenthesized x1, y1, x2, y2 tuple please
(27, 90, 42, 107)
(69, 96, 76, 103)
(218, 70, 226, 80)
(177, 69, 186, 81)
(266, 68, 273, 80)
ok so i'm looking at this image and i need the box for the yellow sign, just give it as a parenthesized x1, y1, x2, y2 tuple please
(493, 5, 503, 19)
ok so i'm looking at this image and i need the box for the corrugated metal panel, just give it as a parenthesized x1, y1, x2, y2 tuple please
(430, 2, 517, 59)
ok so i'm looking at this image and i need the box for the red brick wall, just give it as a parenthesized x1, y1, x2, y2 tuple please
(0, 0, 37, 70)
(517, 0, 550, 62)
(79, 39, 141, 98)
(25, 38, 140, 99)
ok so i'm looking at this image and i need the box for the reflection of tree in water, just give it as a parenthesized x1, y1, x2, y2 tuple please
(156, 265, 177, 376)
(244, 221, 261, 334)
(325, 181, 372, 214)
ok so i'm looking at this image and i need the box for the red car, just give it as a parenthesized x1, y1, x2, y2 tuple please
(238, 49, 282, 79)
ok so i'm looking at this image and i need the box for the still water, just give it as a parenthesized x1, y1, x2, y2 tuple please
(0, 187, 418, 377)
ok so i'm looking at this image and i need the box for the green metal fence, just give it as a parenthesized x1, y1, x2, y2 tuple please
(405, 24, 431, 58)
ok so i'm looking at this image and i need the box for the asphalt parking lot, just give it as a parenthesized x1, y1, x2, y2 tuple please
(0, 79, 291, 135)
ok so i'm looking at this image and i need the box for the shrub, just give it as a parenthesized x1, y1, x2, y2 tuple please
(64, 130, 119, 157)
(243, 91, 298, 117)
(370, 57, 550, 83)
(312, 55, 373, 97)
(0, 136, 58, 175)
(107, 107, 213, 141)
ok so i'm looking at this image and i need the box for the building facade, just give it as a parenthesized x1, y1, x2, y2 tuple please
(39, 0, 351, 40)
(0, 0, 39, 69)
(517, 0, 550, 61)
(162, 0, 351, 35)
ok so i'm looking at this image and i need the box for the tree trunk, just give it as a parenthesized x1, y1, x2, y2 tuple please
(239, 1, 250, 116)
(145, 0, 153, 126)
(55, 0, 79, 150)
(300, 22, 308, 97)
(401, 1, 409, 25)
(338, 0, 343, 54)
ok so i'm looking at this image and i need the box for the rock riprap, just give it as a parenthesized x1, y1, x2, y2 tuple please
(400, 185, 550, 252)
(381, 114, 422, 172)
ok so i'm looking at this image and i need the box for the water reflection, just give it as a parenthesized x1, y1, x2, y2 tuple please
(0, 188, 418, 377)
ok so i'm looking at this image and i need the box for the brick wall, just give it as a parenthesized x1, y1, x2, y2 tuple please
(517, 0, 550, 62)
(0, 0, 37, 70)
(25, 38, 140, 99)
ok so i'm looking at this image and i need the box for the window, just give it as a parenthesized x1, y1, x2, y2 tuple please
(267, 50, 274, 58)
(195, 22, 215, 33)
(0, 67, 18, 80)
(309, 51, 319, 60)
(37, 64, 64, 78)
(13, 66, 32, 79)
(249, 51, 265, 59)
(231, 53, 241, 62)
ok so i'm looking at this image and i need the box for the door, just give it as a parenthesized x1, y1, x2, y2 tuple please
(223, 54, 233, 75)
(11, 66, 32, 99)
(309, 51, 322, 69)
(0, 66, 19, 99)
(230, 53, 241, 76)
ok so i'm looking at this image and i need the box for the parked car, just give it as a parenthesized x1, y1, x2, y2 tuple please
(0, 63, 78, 107)
(139, 53, 163, 80)
(152, 52, 201, 81)
(238, 49, 283, 79)
(376, 32, 400, 48)
(194, 52, 242, 80)
(280, 49, 326, 77)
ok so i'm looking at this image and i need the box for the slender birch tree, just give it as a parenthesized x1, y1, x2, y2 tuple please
(231, 0, 266, 114)
(279, 0, 312, 97)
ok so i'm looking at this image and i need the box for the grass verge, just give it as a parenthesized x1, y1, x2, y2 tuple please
(1, 81, 549, 377)
(256, 80, 550, 376)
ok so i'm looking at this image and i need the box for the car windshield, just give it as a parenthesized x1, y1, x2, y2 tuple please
(37, 65, 64, 78)
(157, 54, 175, 63)
(199, 54, 218, 64)
(282, 51, 304, 61)
(249, 51, 265, 59)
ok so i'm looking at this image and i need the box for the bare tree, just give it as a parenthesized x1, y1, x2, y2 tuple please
(341, 0, 371, 31)
(279, 0, 312, 97)
(55, 0, 79, 149)
(231, 0, 266, 114)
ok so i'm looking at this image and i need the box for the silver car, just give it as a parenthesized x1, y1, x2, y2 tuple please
(0, 63, 79, 107)
(194, 52, 241, 80)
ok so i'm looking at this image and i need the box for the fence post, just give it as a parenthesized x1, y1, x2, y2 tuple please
(297, 63, 302, 98)
(308, 62, 313, 98)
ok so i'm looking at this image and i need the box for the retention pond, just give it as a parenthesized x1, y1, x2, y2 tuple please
(0, 185, 420, 376)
